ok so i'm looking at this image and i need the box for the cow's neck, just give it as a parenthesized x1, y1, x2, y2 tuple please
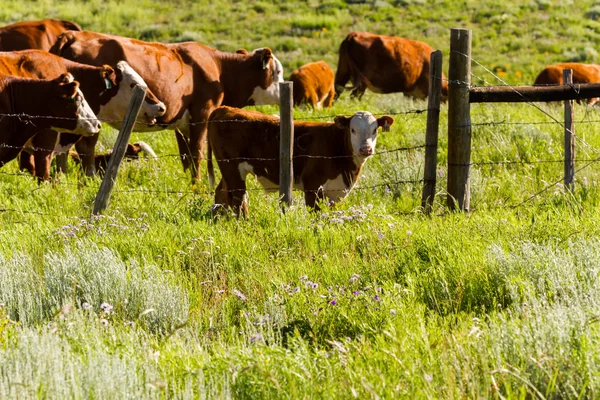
(217, 52, 261, 107)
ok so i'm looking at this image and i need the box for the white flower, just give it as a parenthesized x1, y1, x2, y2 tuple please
(100, 318, 109, 327)
(100, 302, 113, 314)
(81, 302, 92, 311)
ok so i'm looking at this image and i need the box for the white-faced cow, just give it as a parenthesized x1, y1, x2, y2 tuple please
(207, 106, 394, 217)
(289, 60, 335, 108)
(335, 31, 448, 100)
(0, 49, 166, 180)
(534, 63, 600, 105)
(0, 73, 100, 169)
(0, 19, 81, 51)
(50, 30, 284, 182)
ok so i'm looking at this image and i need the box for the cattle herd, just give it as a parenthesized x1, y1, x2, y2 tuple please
(0, 18, 595, 215)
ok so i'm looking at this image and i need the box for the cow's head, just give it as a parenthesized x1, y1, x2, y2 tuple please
(335, 111, 394, 158)
(98, 61, 166, 127)
(49, 73, 101, 136)
(246, 47, 284, 105)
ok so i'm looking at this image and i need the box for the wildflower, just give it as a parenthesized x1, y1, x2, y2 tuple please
(349, 274, 360, 283)
(376, 287, 382, 293)
(373, 295, 380, 301)
(249, 333, 263, 344)
(100, 302, 113, 314)
(293, 287, 300, 293)
(390, 309, 397, 316)
(353, 291, 360, 295)
(311, 282, 318, 289)
(424, 373, 433, 382)
(330, 300, 337, 306)
(300, 275, 308, 281)
(81, 302, 92, 311)
(100, 318, 109, 327)
(124, 321, 135, 327)
(233, 289, 247, 301)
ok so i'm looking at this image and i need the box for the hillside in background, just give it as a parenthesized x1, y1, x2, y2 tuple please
(3, 0, 600, 83)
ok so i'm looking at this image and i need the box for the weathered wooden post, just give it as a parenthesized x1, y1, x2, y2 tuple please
(279, 81, 294, 212)
(421, 50, 443, 214)
(563, 69, 575, 192)
(447, 28, 472, 211)
(92, 85, 147, 215)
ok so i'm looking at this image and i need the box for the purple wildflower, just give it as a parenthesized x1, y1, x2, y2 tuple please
(233, 289, 247, 301)
(330, 300, 337, 306)
(373, 295, 380, 301)
(353, 291, 359, 295)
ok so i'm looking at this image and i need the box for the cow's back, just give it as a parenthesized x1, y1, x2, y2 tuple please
(52, 30, 194, 123)
(0, 49, 70, 79)
(535, 63, 600, 85)
(0, 19, 81, 51)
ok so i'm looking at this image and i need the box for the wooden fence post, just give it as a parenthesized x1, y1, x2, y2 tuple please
(421, 50, 443, 214)
(563, 69, 575, 192)
(92, 85, 147, 215)
(447, 28, 472, 211)
(279, 81, 294, 212)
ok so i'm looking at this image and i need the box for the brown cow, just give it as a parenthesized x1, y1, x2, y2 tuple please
(534, 63, 600, 105)
(289, 61, 335, 108)
(334, 31, 448, 100)
(0, 19, 81, 51)
(50, 30, 284, 182)
(207, 106, 393, 217)
(0, 73, 100, 168)
(0, 49, 166, 180)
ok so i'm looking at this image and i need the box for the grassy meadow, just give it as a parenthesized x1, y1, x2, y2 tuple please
(3, 0, 600, 398)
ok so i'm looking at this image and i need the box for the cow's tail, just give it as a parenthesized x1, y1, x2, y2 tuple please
(134, 141, 158, 159)
(207, 113, 217, 189)
(207, 140, 215, 189)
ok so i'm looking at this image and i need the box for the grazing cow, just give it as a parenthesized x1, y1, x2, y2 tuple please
(289, 61, 335, 108)
(534, 63, 600, 105)
(50, 30, 284, 182)
(0, 49, 166, 180)
(334, 31, 448, 100)
(0, 73, 100, 169)
(207, 106, 393, 217)
(66, 141, 157, 174)
(0, 19, 81, 51)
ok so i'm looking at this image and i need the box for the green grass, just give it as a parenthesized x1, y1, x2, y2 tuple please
(3, 0, 600, 398)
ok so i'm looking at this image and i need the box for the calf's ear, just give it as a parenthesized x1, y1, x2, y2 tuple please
(59, 81, 80, 99)
(100, 66, 117, 89)
(377, 116, 394, 132)
(236, 49, 249, 55)
(334, 115, 351, 128)
(261, 48, 273, 70)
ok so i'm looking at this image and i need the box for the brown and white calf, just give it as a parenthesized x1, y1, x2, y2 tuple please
(63, 141, 157, 174)
(207, 106, 393, 217)
(289, 60, 335, 108)
(0, 73, 100, 168)
(0, 49, 166, 179)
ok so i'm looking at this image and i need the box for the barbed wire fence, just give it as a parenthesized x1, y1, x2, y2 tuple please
(5, 28, 600, 218)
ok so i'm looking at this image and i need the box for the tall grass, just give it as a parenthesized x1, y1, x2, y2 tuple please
(2, 0, 600, 397)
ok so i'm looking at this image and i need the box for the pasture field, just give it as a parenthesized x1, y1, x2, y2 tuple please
(4, 0, 600, 398)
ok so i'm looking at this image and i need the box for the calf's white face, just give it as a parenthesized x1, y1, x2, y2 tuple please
(100, 61, 166, 127)
(335, 111, 394, 158)
(249, 50, 284, 105)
